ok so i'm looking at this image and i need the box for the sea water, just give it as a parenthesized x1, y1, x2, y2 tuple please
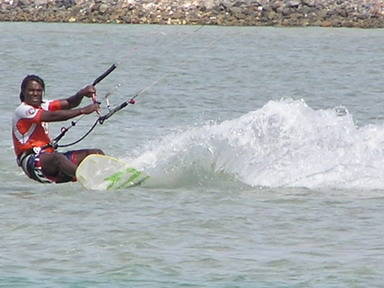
(1, 22, 384, 287)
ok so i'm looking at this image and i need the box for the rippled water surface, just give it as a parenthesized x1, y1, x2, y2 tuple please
(1, 22, 384, 287)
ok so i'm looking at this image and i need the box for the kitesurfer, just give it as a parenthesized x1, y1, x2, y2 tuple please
(12, 74, 104, 183)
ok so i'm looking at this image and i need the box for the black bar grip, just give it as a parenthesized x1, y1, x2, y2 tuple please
(92, 64, 117, 86)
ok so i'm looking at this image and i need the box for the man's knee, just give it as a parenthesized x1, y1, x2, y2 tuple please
(91, 149, 104, 155)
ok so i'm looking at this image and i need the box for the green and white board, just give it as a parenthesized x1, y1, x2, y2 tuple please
(76, 154, 149, 190)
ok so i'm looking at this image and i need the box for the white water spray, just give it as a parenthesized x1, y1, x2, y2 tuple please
(129, 99, 384, 190)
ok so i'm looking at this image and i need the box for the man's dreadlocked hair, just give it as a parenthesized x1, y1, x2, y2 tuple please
(19, 75, 45, 102)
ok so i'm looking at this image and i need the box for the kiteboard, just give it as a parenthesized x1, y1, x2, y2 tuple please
(76, 154, 149, 190)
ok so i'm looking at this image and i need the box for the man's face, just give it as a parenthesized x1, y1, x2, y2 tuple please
(23, 80, 43, 107)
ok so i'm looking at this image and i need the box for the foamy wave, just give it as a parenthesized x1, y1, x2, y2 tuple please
(128, 99, 384, 190)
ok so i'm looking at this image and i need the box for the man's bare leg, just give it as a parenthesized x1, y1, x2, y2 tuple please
(39, 149, 104, 183)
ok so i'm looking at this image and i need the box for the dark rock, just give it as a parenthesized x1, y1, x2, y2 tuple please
(0, 0, 383, 28)
(287, 0, 301, 8)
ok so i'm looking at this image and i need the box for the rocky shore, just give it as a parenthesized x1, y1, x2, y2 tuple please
(0, 0, 383, 28)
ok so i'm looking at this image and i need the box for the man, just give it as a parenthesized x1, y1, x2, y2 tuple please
(12, 74, 104, 183)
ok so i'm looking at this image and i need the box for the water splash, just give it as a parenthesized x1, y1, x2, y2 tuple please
(128, 99, 384, 190)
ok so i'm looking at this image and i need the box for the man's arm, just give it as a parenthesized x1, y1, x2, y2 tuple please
(58, 85, 96, 110)
(41, 103, 100, 122)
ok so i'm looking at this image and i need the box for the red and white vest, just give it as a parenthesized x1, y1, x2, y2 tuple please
(12, 100, 62, 158)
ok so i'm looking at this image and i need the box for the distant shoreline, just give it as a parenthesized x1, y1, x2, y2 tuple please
(1, 0, 383, 28)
